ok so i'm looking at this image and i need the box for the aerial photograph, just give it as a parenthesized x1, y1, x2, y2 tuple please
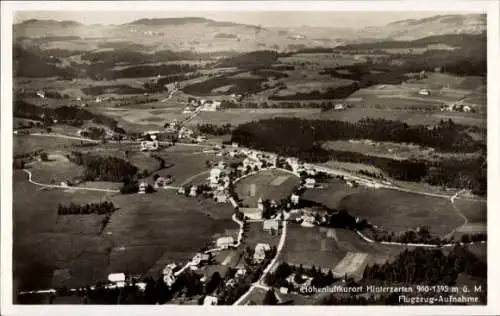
(9, 8, 488, 306)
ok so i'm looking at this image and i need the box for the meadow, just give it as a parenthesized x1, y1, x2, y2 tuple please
(234, 169, 300, 207)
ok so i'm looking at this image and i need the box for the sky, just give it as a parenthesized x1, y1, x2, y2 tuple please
(13, 11, 460, 28)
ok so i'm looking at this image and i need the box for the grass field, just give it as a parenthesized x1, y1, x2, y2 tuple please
(301, 178, 366, 210)
(13, 168, 236, 291)
(14, 135, 86, 156)
(26, 152, 84, 183)
(235, 169, 300, 207)
(454, 199, 487, 222)
(280, 224, 405, 279)
(184, 108, 322, 127)
(338, 189, 464, 236)
(13, 170, 114, 291)
(105, 190, 235, 277)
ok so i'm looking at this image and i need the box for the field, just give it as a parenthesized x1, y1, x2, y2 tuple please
(303, 180, 465, 236)
(279, 224, 406, 279)
(14, 135, 88, 157)
(13, 170, 114, 292)
(185, 108, 322, 127)
(234, 169, 300, 207)
(12, 160, 237, 292)
(322, 140, 482, 162)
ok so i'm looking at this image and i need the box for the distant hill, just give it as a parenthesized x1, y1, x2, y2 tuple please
(126, 17, 213, 26)
(358, 14, 486, 41)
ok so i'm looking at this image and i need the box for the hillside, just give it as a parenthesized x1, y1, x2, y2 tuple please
(358, 14, 486, 41)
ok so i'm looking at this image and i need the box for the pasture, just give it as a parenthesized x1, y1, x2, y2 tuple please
(25, 152, 84, 183)
(184, 108, 322, 127)
(13, 170, 114, 291)
(338, 189, 464, 236)
(14, 135, 87, 157)
(280, 224, 405, 279)
(234, 169, 300, 207)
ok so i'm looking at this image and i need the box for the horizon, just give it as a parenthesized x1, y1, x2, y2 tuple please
(12, 11, 471, 28)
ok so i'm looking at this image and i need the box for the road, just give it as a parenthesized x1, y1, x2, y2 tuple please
(233, 220, 288, 306)
(22, 169, 120, 193)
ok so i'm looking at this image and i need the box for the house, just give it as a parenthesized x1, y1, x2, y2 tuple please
(36, 90, 45, 99)
(418, 89, 430, 96)
(235, 266, 247, 278)
(286, 157, 301, 173)
(189, 185, 198, 197)
(154, 176, 173, 189)
(225, 279, 236, 287)
(192, 253, 210, 266)
(263, 219, 279, 233)
(240, 207, 263, 220)
(232, 142, 239, 148)
(203, 296, 218, 305)
(334, 103, 345, 110)
(243, 157, 263, 170)
(178, 127, 195, 139)
(463, 105, 472, 112)
(229, 197, 239, 208)
(214, 191, 228, 203)
(290, 193, 300, 206)
(140, 140, 159, 151)
(200, 100, 221, 112)
(253, 243, 271, 262)
(138, 182, 147, 194)
(304, 178, 316, 189)
(60, 181, 69, 188)
(209, 167, 222, 186)
(216, 236, 235, 249)
(162, 263, 177, 286)
(177, 186, 186, 195)
(196, 135, 207, 143)
(280, 287, 289, 294)
(108, 273, 126, 288)
(301, 214, 316, 227)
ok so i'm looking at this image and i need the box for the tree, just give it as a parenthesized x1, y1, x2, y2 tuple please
(263, 289, 278, 305)
(40, 152, 49, 161)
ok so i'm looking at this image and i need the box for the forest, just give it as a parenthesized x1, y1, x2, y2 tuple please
(230, 117, 486, 195)
(67, 151, 138, 182)
(197, 123, 233, 136)
(217, 50, 279, 69)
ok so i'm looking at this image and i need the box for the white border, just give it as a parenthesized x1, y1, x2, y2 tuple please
(1, 1, 499, 315)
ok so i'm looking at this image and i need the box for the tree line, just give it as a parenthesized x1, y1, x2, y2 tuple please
(57, 201, 116, 215)
(197, 123, 233, 136)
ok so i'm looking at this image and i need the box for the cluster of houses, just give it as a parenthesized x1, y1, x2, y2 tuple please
(183, 98, 222, 114)
(440, 103, 474, 113)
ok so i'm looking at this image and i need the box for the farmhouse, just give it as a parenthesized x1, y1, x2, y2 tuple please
(138, 182, 147, 194)
(177, 186, 186, 195)
(334, 103, 346, 110)
(290, 193, 300, 206)
(214, 190, 228, 203)
(254, 243, 271, 262)
(154, 176, 173, 189)
(189, 185, 198, 197)
(235, 266, 247, 278)
(192, 253, 210, 266)
(209, 167, 223, 186)
(418, 89, 430, 96)
(304, 178, 316, 189)
(243, 157, 263, 170)
(36, 90, 45, 99)
(200, 100, 221, 112)
(140, 140, 159, 151)
(463, 105, 473, 112)
(203, 296, 218, 305)
(263, 219, 279, 233)
(286, 157, 302, 173)
(178, 127, 195, 139)
(108, 273, 126, 288)
(216, 236, 235, 249)
(240, 207, 263, 220)
(229, 197, 239, 208)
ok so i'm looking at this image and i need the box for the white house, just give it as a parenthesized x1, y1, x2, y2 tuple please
(240, 207, 263, 220)
(304, 178, 316, 189)
(138, 182, 147, 194)
(463, 105, 472, 112)
(214, 191, 228, 203)
(418, 89, 430, 96)
(243, 157, 263, 170)
(235, 266, 247, 278)
(36, 90, 45, 99)
(177, 186, 186, 195)
(203, 296, 218, 305)
(263, 219, 279, 232)
(286, 157, 301, 173)
(232, 142, 239, 148)
(334, 103, 345, 110)
(301, 214, 316, 227)
(192, 253, 210, 266)
(280, 287, 289, 294)
(189, 185, 198, 197)
(216, 236, 235, 249)
(290, 193, 300, 206)
(108, 273, 126, 288)
(140, 140, 159, 151)
(209, 167, 222, 186)
(200, 100, 221, 112)
(253, 243, 271, 262)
